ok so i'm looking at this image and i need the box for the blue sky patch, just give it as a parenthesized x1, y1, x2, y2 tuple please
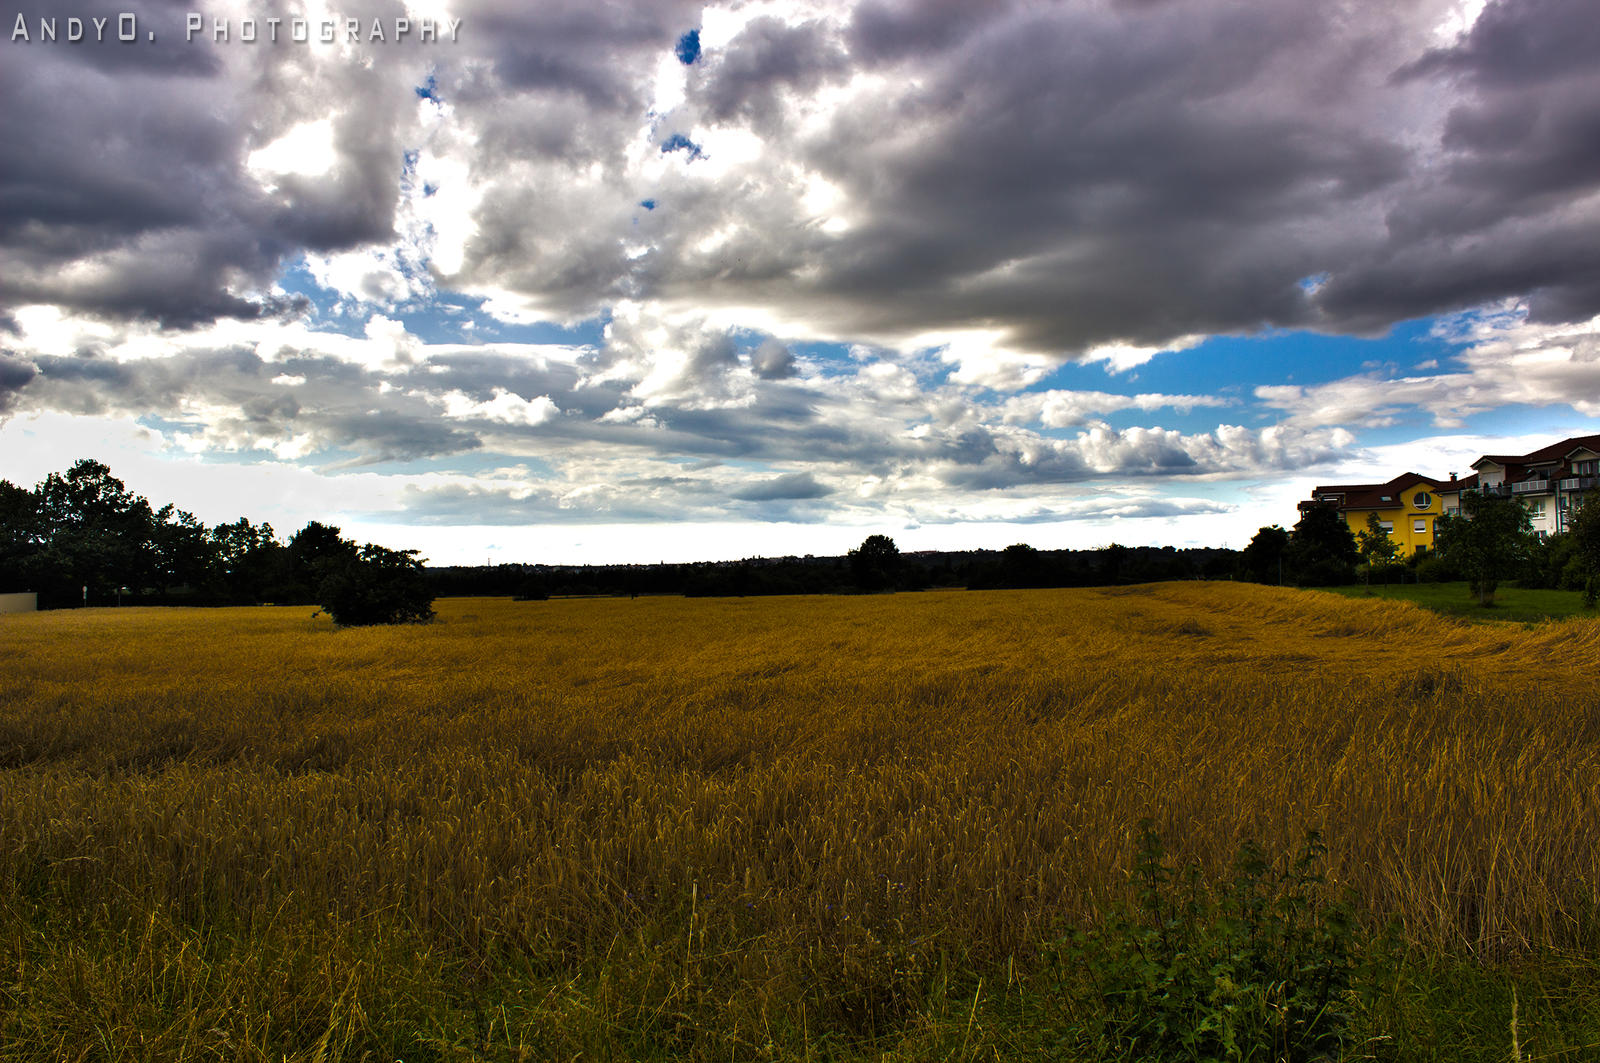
(675, 30, 701, 65)
(661, 133, 705, 161)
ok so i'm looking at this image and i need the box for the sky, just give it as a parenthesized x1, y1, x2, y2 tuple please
(2, 0, 1598, 565)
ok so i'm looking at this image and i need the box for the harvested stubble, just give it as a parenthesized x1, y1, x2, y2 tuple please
(1, 583, 1598, 1056)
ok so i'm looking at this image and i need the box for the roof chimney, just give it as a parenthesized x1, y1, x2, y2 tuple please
(1450, 472, 1457, 481)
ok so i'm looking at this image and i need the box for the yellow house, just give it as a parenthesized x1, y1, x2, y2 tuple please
(1301, 472, 1447, 556)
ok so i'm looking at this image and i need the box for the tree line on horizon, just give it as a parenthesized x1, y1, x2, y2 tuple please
(0, 459, 432, 623)
(6, 458, 1595, 613)
(430, 535, 1242, 599)
(0, 459, 1241, 608)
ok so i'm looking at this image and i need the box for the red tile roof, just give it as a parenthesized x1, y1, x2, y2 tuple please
(1473, 434, 1600, 470)
(1308, 472, 1446, 511)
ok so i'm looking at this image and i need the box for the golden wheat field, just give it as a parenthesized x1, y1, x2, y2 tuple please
(3, 582, 1599, 1059)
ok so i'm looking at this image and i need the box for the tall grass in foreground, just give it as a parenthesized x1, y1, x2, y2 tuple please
(2, 583, 1599, 1059)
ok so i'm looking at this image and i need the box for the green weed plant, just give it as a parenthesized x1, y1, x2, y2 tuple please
(1059, 821, 1356, 1062)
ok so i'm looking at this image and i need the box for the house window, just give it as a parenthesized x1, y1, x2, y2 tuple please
(1414, 519, 1427, 534)
(1413, 491, 1432, 510)
(1578, 460, 1598, 476)
(1527, 500, 1546, 517)
(1380, 495, 1392, 502)
(1379, 521, 1394, 534)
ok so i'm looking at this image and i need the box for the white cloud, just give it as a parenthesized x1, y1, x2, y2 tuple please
(1083, 335, 1206, 374)
(1257, 307, 1600, 428)
(441, 388, 560, 425)
(246, 119, 338, 189)
(1002, 390, 1231, 429)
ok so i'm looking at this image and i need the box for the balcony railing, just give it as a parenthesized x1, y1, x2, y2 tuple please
(1558, 477, 1597, 491)
(1511, 479, 1550, 494)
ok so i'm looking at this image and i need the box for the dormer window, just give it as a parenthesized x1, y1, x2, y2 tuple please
(1379, 495, 1392, 502)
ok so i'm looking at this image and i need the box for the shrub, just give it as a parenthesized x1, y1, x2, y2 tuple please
(1413, 554, 1461, 583)
(314, 543, 435, 626)
(1057, 821, 1356, 1062)
(1295, 558, 1356, 587)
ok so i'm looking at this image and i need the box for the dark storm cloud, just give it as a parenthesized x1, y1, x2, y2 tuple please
(11, 345, 480, 461)
(749, 338, 795, 380)
(1321, 0, 1600, 330)
(731, 472, 830, 502)
(695, 16, 849, 133)
(8, 0, 1599, 355)
(0, 353, 38, 412)
(317, 408, 481, 463)
(628, 1, 1423, 352)
(6, 0, 220, 75)
(1401, 0, 1600, 87)
(466, 0, 699, 106)
(847, 0, 1015, 62)
(398, 349, 583, 406)
(563, 0, 1594, 355)
(1, 0, 419, 326)
(0, 42, 264, 323)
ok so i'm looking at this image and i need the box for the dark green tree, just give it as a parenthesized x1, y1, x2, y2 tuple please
(848, 534, 901, 592)
(287, 521, 359, 601)
(0, 479, 44, 592)
(1241, 525, 1291, 585)
(1356, 512, 1401, 585)
(150, 504, 217, 593)
(1288, 504, 1359, 586)
(1101, 542, 1130, 584)
(210, 518, 287, 603)
(34, 459, 157, 600)
(1435, 492, 1536, 606)
(1568, 492, 1600, 607)
(998, 542, 1046, 587)
(314, 542, 435, 626)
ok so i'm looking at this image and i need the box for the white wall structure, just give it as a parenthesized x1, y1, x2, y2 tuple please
(0, 593, 38, 614)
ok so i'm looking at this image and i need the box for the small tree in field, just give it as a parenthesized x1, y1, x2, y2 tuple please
(1435, 492, 1535, 606)
(1356, 513, 1401, 586)
(848, 534, 901, 592)
(314, 541, 435, 626)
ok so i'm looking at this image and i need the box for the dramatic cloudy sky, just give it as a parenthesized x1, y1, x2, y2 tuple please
(2, 0, 1598, 563)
